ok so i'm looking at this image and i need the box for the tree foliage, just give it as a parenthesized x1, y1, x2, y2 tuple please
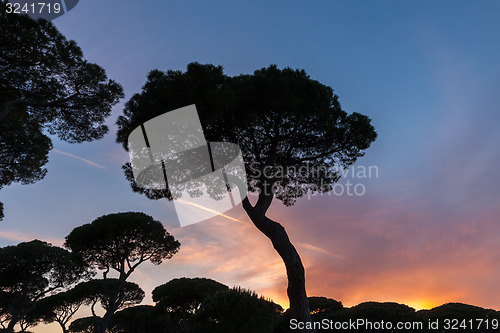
(115, 63, 376, 327)
(0, 4, 123, 138)
(110, 305, 176, 333)
(152, 277, 228, 314)
(348, 301, 415, 322)
(32, 279, 144, 333)
(0, 106, 51, 222)
(65, 212, 180, 275)
(65, 212, 180, 333)
(0, 4, 124, 220)
(0, 240, 91, 333)
(191, 287, 283, 333)
(116, 62, 376, 205)
(32, 289, 86, 333)
(415, 303, 500, 333)
(72, 279, 145, 316)
(153, 277, 228, 332)
(68, 316, 100, 333)
(68, 306, 176, 333)
(308, 296, 343, 317)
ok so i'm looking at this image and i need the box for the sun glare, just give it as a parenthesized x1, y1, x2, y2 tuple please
(406, 300, 437, 311)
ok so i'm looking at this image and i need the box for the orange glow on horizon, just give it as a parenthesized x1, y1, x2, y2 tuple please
(405, 300, 439, 311)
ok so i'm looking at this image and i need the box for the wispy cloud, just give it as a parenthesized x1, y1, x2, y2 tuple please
(176, 199, 245, 224)
(53, 149, 107, 169)
(298, 242, 345, 260)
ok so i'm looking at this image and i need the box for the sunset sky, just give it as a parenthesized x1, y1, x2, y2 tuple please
(1, 1, 500, 332)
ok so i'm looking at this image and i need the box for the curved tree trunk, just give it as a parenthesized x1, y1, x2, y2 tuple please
(6, 318, 16, 333)
(5, 301, 21, 333)
(98, 312, 112, 333)
(242, 196, 314, 333)
(57, 321, 69, 333)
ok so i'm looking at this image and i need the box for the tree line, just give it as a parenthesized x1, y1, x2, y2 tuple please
(0, 211, 279, 333)
(2, 215, 498, 333)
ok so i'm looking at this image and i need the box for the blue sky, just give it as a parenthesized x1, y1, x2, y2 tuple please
(1, 1, 500, 331)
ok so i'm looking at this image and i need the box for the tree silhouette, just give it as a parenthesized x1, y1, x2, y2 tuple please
(68, 316, 100, 333)
(33, 289, 88, 333)
(349, 301, 415, 332)
(0, 4, 124, 220)
(33, 279, 144, 333)
(152, 277, 228, 332)
(415, 303, 500, 333)
(75, 279, 144, 318)
(0, 240, 91, 333)
(191, 287, 283, 333)
(314, 302, 417, 333)
(110, 305, 176, 333)
(64, 212, 180, 333)
(308, 297, 343, 317)
(274, 297, 343, 332)
(116, 63, 377, 328)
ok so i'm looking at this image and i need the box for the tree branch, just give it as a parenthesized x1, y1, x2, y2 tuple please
(292, 146, 343, 163)
(91, 300, 98, 318)
(0, 93, 81, 122)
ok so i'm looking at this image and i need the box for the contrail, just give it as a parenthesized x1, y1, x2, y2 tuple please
(176, 198, 244, 223)
(299, 242, 345, 259)
(53, 149, 107, 169)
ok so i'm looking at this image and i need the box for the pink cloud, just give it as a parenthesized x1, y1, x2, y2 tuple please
(0, 230, 65, 247)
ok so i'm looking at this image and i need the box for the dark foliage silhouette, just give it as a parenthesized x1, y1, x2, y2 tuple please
(274, 296, 343, 333)
(72, 279, 144, 317)
(32, 287, 89, 333)
(153, 277, 228, 314)
(115, 62, 377, 330)
(28, 279, 143, 333)
(110, 305, 176, 333)
(64, 212, 180, 333)
(414, 303, 500, 333)
(0, 240, 91, 333)
(191, 287, 283, 333)
(42, 278, 145, 333)
(0, 4, 124, 220)
(68, 316, 100, 333)
(308, 297, 343, 316)
(153, 277, 228, 332)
